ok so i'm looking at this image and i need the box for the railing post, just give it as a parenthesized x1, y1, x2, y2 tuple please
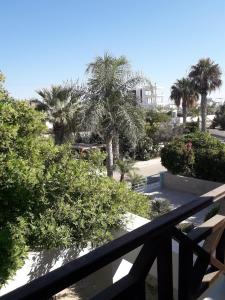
(129, 237, 159, 300)
(157, 235, 173, 300)
(132, 281, 146, 300)
(178, 242, 193, 300)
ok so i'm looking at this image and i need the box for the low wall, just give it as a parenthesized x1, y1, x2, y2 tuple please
(0, 246, 112, 299)
(175, 115, 215, 124)
(161, 172, 223, 196)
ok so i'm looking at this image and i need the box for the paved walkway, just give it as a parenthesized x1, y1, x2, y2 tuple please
(146, 187, 211, 225)
(209, 128, 225, 138)
(209, 128, 225, 142)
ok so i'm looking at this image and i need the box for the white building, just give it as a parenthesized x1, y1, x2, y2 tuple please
(134, 83, 164, 107)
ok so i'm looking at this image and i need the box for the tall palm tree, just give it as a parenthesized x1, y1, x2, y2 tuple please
(85, 53, 144, 177)
(170, 78, 198, 124)
(37, 83, 83, 144)
(189, 58, 222, 131)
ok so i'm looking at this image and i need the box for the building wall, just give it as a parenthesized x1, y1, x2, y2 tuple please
(135, 84, 164, 107)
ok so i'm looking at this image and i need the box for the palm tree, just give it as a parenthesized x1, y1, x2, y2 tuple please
(127, 171, 145, 190)
(85, 53, 144, 177)
(37, 83, 83, 144)
(189, 58, 222, 131)
(170, 78, 198, 124)
(116, 158, 137, 182)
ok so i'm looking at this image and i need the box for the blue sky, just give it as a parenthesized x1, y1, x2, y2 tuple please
(1, 0, 225, 102)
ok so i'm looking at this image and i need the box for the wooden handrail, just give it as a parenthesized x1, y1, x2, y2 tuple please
(1, 185, 225, 300)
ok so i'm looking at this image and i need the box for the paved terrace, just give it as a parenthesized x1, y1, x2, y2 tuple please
(146, 186, 211, 225)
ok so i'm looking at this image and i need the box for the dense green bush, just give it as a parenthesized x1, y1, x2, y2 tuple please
(211, 104, 225, 129)
(161, 139, 195, 176)
(149, 198, 171, 219)
(194, 148, 225, 182)
(0, 101, 149, 284)
(0, 219, 28, 285)
(161, 132, 225, 182)
(184, 121, 199, 133)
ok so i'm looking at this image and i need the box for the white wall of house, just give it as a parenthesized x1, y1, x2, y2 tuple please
(174, 115, 215, 124)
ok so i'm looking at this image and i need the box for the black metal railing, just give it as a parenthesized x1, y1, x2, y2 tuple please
(2, 184, 225, 300)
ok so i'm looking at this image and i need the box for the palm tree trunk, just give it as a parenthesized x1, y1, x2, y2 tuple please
(54, 123, 65, 145)
(112, 133, 120, 161)
(183, 103, 187, 125)
(201, 93, 207, 131)
(120, 173, 125, 182)
(106, 135, 114, 177)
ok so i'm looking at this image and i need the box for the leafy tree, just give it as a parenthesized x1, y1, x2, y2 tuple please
(189, 58, 222, 131)
(145, 109, 170, 126)
(37, 83, 84, 144)
(170, 77, 198, 124)
(207, 99, 217, 115)
(0, 101, 149, 284)
(0, 219, 28, 285)
(188, 106, 200, 118)
(135, 110, 174, 160)
(0, 71, 10, 101)
(211, 103, 225, 130)
(85, 53, 144, 177)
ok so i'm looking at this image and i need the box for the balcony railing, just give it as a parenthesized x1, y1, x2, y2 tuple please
(1, 184, 225, 300)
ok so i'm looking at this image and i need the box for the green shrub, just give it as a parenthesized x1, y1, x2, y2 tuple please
(183, 131, 223, 150)
(194, 149, 225, 182)
(161, 132, 225, 182)
(161, 139, 195, 176)
(127, 172, 145, 189)
(149, 198, 171, 219)
(211, 104, 225, 130)
(0, 101, 150, 284)
(0, 219, 28, 285)
(184, 121, 199, 133)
